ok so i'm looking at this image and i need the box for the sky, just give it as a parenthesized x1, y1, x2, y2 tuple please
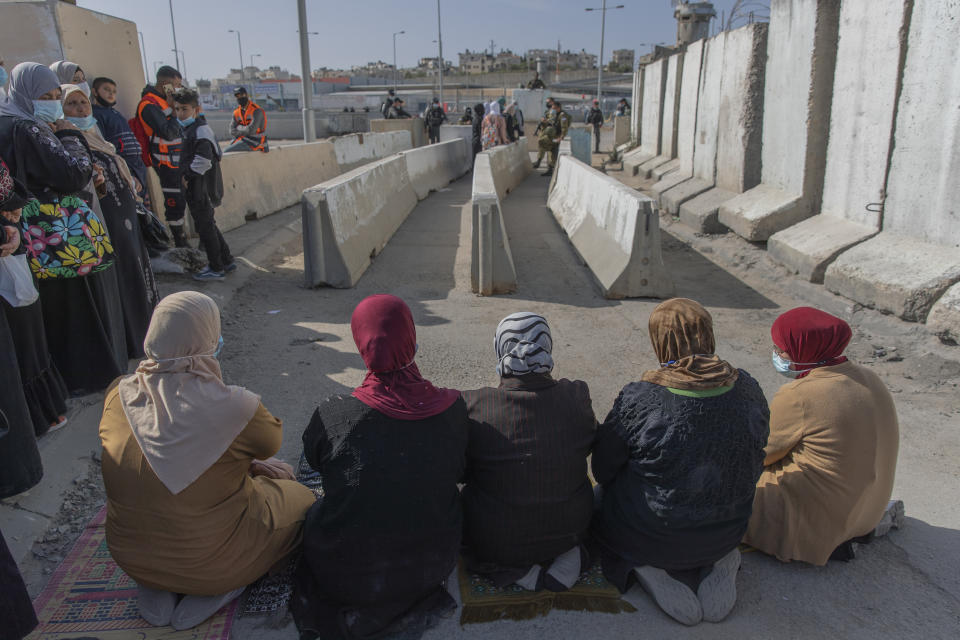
(76, 0, 749, 82)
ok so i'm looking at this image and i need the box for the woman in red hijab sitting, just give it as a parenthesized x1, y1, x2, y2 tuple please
(744, 307, 902, 566)
(291, 295, 468, 640)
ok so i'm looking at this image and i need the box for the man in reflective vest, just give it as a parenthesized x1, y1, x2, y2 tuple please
(136, 66, 187, 246)
(225, 86, 268, 153)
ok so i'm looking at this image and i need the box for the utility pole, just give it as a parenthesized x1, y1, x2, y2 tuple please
(393, 30, 405, 92)
(168, 0, 180, 75)
(436, 0, 444, 105)
(297, 0, 315, 141)
(228, 30, 244, 80)
(586, 2, 625, 103)
(138, 31, 149, 82)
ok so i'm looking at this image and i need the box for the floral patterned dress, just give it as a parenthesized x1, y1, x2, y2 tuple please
(0, 117, 127, 394)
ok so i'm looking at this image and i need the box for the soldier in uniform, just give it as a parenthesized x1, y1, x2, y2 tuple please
(532, 98, 556, 170)
(527, 71, 546, 89)
(542, 100, 570, 177)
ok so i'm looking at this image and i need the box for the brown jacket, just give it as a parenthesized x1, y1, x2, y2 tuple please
(744, 361, 899, 564)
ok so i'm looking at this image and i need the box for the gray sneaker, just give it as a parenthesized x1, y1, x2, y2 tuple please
(635, 565, 702, 626)
(873, 499, 905, 538)
(697, 547, 741, 622)
(192, 267, 225, 281)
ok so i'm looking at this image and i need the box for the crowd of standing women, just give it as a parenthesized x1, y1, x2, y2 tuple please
(1, 60, 161, 636)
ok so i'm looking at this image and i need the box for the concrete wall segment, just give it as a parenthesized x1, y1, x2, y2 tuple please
(660, 53, 684, 159)
(639, 58, 666, 158)
(332, 131, 411, 173)
(370, 118, 425, 148)
(818, 0, 909, 229)
(400, 139, 470, 200)
(714, 22, 767, 193)
(676, 38, 705, 177)
(883, 0, 960, 247)
(692, 32, 726, 183)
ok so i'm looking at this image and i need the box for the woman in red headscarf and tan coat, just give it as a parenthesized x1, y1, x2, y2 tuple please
(291, 294, 468, 640)
(744, 307, 901, 566)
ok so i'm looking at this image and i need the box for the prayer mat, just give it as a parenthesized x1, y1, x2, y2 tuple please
(458, 559, 636, 625)
(27, 507, 236, 639)
(238, 453, 322, 618)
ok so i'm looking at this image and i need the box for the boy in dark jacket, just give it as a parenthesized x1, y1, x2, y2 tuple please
(172, 89, 235, 281)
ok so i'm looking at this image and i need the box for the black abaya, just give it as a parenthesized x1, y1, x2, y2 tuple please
(2, 298, 68, 437)
(38, 267, 127, 396)
(90, 150, 158, 359)
(0, 306, 43, 498)
(0, 529, 38, 639)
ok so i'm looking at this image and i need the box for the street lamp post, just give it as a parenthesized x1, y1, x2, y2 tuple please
(436, 0, 444, 106)
(392, 30, 405, 92)
(168, 0, 180, 73)
(250, 53, 261, 72)
(138, 31, 149, 82)
(296, 0, 316, 142)
(585, 2, 625, 103)
(228, 30, 244, 80)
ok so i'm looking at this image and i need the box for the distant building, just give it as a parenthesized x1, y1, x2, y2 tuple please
(610, 49, 635, 72)
(525, 48, 596, 70)
(459, 50, 493, 74)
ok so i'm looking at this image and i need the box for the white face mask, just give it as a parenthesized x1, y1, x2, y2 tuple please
(76, 81, 90, 97)
(772, 351, 801, 379)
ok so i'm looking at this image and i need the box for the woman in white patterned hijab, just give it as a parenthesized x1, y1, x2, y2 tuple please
(494, 312, 554, 376)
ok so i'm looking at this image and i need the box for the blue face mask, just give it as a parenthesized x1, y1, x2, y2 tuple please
(177, 117, 195, 128)
(67, 115, 97, 131)
(772, 351, 801, 379)
(0, 66, 8, 88)
(33, 99, 64, 123)
(213, 335, 224, 359)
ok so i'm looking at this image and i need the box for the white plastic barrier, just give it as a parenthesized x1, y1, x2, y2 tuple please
(400, 139, 471, 200)
(547, 156, 674, 299)
(470, 141, 531, 295)
(302, 155, 418, 288)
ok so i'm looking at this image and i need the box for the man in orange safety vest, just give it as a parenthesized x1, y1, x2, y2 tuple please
(225, 86, 268, 153)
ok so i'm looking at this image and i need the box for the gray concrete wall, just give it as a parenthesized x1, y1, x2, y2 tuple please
(719, 0, 839, 242)
(659, 53, 683, 160)
(400, 139, 471, 200)
(370, 118, 426, 148)
(675, 39, 705, 177)
(691, 32, 727, 183)
(883, 0, 960, 247)
(332, 131, 412, 173)
(639, 58, 666, 157)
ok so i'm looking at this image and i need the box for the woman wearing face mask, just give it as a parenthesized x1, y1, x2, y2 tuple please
(49, 60, 88, 96)
(99, 291, 315, 631)
(62, 84, 158, 359)
(744, 307, 902, 566)
(0, 62, 127, 396)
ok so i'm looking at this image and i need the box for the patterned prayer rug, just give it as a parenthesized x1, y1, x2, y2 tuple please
(238, 453, 322, 617)
(27, 507, 236, 639)
(458, 560, 636, 625)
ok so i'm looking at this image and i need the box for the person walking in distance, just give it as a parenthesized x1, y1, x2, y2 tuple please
(424, 98, 447, 145)
(134, 66, 187, 247)
(225, 87, 268, 153)
(586, 99, 604, 154)
(172, 90, 236, 281)
(532, 97, 556, 170)
(381, 88, 396, 118)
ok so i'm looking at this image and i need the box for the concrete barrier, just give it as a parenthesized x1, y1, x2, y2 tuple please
(547, 156, 674, 299)
(624, 58, 666, 175)
(332, 131, 412, 173)
(470, 141, 531, 295)
(302, 155, 418, 288)
(767, 0, 909, 282)
(370, 117, 425, 148)
(613, 115, 630, 148)
(676, 22, 767, 232)
(400, 138, 470, 200)
(637, 53, 684, 178)
(823, 0, 960, 321)
(569, 125, 592, 164)
(719, 0, 839, 243)
(647, 39, 705, 201)
(927, 283, 960, 344)
(439, 124, 472, 153)
(217, 141, 340, 233)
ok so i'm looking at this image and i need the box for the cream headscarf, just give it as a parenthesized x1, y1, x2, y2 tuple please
(61, 83, 137, 193)
(117, 292, 260, 495)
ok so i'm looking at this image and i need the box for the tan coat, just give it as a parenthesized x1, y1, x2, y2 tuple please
(744, 361, 899, 565)
(99, 384, 316, 595)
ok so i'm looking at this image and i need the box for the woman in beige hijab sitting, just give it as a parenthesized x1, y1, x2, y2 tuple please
(99, 291, 315, 630)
